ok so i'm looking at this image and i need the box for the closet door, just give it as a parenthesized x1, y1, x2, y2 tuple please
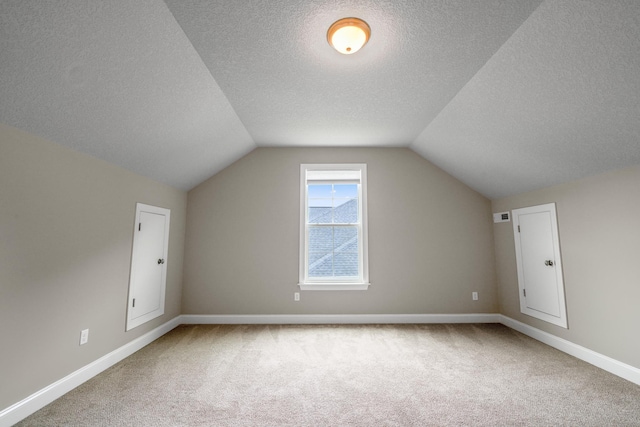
(127, 203, 170, 331)
(512, 203, 568, 328)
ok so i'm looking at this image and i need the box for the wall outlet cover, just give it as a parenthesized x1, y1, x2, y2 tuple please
(80, 329, 89, 345)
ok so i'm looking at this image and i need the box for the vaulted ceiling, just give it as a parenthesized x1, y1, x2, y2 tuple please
(1, 1, 639, 199)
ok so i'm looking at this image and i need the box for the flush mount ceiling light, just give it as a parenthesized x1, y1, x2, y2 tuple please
(327, 17, 371, 55)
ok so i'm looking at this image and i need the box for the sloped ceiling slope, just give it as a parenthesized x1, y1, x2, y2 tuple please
(412, 0, 640, 199)
(1, 1, 639, 198)
(0, 0, 254, 190)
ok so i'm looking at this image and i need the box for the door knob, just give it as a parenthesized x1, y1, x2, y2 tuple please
(544, 260, 554, 266)
(157, 258, 165, 264)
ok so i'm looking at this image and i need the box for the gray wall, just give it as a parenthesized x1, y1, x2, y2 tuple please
(0, 124, 187, 410)
(4, 122, 638, 412)
(183, 147, 497, 315)
(492, 165, 640, 369)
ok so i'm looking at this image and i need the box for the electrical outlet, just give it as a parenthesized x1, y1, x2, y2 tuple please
(80, 329, 89, 345)
(294, 292, 300, 302)
(472, 292, 478, 301)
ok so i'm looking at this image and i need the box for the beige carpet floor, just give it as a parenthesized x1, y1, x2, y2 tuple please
(15, 324, 640, 426)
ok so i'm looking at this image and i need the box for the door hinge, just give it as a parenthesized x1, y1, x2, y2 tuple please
(523, 289, 526, 297)
(518, 225, 521, 232)
(138, 223, 141, 231)
(132, 298, 136, 307)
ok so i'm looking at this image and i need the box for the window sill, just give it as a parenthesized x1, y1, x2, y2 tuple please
(298, 283, 370, 291)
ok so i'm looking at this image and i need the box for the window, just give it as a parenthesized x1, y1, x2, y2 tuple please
(299, 164, 369, 290)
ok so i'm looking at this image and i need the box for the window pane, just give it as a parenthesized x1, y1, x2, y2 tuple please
(308, 252, 333, 277)
(308, 184, 333, 198)
(308, 199, 332, 224)
(333, 252, 359, 277)
(308, 227, 333, 252)
(333, 184, 358, 198)
(333, 227, 358, 251)
(308, 197, 332, 208)
(333, 198, 358, 223)
(308, 208, 332, 224)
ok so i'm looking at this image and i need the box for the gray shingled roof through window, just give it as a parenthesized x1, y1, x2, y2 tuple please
(308, 199, 359, 277)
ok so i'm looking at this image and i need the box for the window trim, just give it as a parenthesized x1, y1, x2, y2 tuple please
(299, 163, 370, 291)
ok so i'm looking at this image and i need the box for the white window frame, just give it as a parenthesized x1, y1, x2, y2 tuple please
(299, 164, 370, 291)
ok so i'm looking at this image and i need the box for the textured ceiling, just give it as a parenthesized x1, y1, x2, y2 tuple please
(164, 0, 542, 148)
(1, 1, 639, 198)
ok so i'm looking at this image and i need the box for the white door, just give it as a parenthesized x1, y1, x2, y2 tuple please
(126, 203, 170, 331)
(512, 203, 568, 328)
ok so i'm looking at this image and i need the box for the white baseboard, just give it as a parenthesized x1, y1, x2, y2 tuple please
(500, 315, 640, 386)
(180, 313, 502, 325)
(4, 313, 639, 426)
(0, 317, 181, 427)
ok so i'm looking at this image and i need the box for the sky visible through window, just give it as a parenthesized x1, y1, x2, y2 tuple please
(307, 184, 359, 278)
